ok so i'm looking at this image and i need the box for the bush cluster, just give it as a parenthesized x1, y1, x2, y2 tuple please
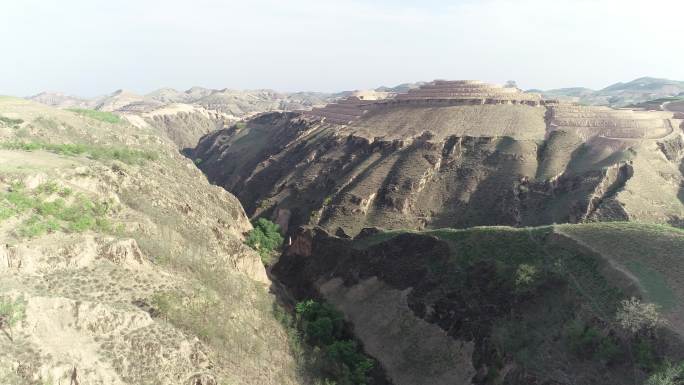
(645, 360, 684, 385)
(0, 296, 26, 340)
(0, 181, 118, 238)
(295, 300, 375, 385)
(564, 319, 622, 363)
(0, 116, 24, 127)
(66, 108, 122, 124)
(245, 218, 284, 265)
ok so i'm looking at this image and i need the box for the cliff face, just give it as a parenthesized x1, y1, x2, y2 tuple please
(139, 104, 229, 150)
(0, 98, 302, 385)
(192, 82, 684, 235)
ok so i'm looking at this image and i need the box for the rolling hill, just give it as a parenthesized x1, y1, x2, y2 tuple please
(535, 77, 684, 107)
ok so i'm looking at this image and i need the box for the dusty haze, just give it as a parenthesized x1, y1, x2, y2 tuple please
(2, 0, 684, 97)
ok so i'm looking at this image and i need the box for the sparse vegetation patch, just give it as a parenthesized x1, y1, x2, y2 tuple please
(645, 360, 684, 385)
(66, 108, 122, 124)
(0, 141, 157, 165)
(0, 181, 118, 238)
(0, 116, 23, 127)
(0, 296, 26, 340)
(148, 253, 296, 385)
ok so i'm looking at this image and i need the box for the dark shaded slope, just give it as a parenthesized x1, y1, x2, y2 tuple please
(273, 224, 684, 385)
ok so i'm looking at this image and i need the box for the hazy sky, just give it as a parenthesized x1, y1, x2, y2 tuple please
(2, 0, 684, 97)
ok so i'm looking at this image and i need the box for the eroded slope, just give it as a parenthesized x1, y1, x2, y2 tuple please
(192, 81, 684, 235)
(0, 97, 304, 385)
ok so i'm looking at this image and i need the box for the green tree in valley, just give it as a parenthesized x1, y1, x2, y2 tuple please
(245, 218, 284, 265)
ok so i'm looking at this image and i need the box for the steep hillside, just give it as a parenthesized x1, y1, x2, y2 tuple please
(119, 104, 232, 150)
(274, 223, 684, 385)
(192, 80, 684, 236)
(0, 97, 306, 385)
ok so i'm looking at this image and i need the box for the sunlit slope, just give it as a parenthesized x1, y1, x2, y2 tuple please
(0, 97, 303, 385)
(193, 85, 684, 235)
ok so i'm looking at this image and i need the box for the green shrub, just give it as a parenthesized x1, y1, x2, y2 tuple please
(565, 319, 600, 355)
(645, 360, 684, 385)
(18, 215, 60, 238)
(88, 146, 158, 164)
(492, 319, 536, 367)
(295, 299, 374, 385)
(150, 292, 174, 320)
(66, 108, 122, 124)
(0, 296, 26, 339)
(245, 218, 284, 265)
(563, 318, 623, 363)
(635, 338, 658, 371)
(326, 340, 375, 385)
(514, 263, 538, 290)
(36, 181, 60, 195)
(194, 158, 203, 165)
(0, 116, 23, 126)
(58, 187, 73, 197)
(296, 300, 344, 345)
(595, 335, 622, 363)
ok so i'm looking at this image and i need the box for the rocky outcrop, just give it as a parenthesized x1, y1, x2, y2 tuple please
(142, 104, 230, 149)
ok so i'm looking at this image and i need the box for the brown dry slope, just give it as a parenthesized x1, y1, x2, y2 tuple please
(192, 80, 684, 235)
(0, 97, 307, 385)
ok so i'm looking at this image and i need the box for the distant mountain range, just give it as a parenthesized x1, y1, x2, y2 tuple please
(529, 77, 684, 107)
(27, 77, 684, 118)
(28, 87, 334, 118)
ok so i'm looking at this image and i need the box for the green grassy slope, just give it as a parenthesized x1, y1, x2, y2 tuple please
(341, 222, 684, 384)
